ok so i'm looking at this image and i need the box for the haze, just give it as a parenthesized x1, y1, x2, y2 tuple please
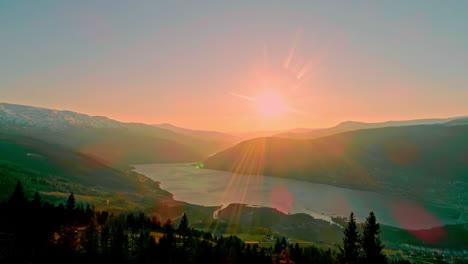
(1, 1, 468, 132)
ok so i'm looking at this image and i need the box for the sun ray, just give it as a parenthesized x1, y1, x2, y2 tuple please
(297, 60, 314, 80)
(230, 92, 255, 101)
(283, 29, 302, 70)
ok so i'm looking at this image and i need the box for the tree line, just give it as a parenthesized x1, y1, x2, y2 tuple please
(0, 181, 411, 264)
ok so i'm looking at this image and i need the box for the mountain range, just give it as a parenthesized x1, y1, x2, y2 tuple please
(274, 116, 468, 139)
(204, 123, 468, 221)
(0, 102, 467, 251)
(0, 103, 236, 166)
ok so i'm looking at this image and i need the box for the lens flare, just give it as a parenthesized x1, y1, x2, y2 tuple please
(255, 94, 287, 117)
(391, 202, 447, 244)
(270, 185, 294, 214)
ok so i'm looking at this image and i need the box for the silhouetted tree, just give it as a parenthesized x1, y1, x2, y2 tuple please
(362, 212, 386, 264)
(164, 218, 174, 234)
(291, 242, 302, 261)
(0, 183, 351, 264)
(66, 192, 76, 211)
(340, 212, 361, 264)
(83, 220, 99, 257)
(9, 181, 27, 207)
(274, 238, 282, 253)
(110, 224, 128, 263)
(32, 192, 42, 208)
(178, 213, 189, 236)
(97, 211, 109, 225)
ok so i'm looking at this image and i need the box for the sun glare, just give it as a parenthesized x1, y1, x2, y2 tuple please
(255, 94, 287, 117)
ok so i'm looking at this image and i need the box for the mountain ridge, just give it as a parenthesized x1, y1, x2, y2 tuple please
(274, 116, 468, 139)
(0, 103, 207, 165)
(204, 124, 468, 219)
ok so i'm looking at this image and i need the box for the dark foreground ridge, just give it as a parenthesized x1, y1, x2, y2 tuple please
(0, 181, 420, 264)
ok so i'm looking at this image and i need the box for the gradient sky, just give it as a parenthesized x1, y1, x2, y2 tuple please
(1, 1, 468, 132)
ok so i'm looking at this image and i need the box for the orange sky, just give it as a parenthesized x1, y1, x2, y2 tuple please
(2, 1, 468, 132)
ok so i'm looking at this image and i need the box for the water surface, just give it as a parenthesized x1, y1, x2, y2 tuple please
(134, 163, 455, 229)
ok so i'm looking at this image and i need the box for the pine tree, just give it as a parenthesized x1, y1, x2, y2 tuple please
(32, 192, 42, 208)
(274, 238, 282, 253)
(100, 225, 110, 256)
(362, 212, 386, 264)
(178, 213, 189, 236)
(340, 212, 361, 264)
(9, 181, 27, 207)
(83, 220, 99, 256)
(66, 192, 76, 211)
(110, 224, 128, 262)
(85, 203, 94, 218)
(164, 218, 173, 234)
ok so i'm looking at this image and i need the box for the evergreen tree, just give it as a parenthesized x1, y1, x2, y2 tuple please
(178, 213, 189, 236)
(362, 212, 386, 264)
(66, 192, 76, 211)
(281, 237, 288, 249)
(340, 212, 361, 264)
(164, 218, 174, 234)
(85, 203, 94, 219)
(83, 220, 99, 256)
(110, 224, 128, 262)
(291, 242, 302, 262)
(32, 192, 43, 208)
(100, 225, 111, 256)
(9, 181, 27, 207)
(274, 238, 282, 253)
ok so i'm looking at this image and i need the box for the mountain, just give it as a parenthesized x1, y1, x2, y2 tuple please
(443, 117, 468, 126)
(153, 123, 240, 155)
(0, 103, 219, 165)
(274, 116, 468, 139)
(154, 123, 238, 142)
(204, 124, 468, 213)
(0, 133, 172, 208)
(232, 130, 284, 140)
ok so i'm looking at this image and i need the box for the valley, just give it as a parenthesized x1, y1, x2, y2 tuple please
(0, 103, 467, 263)
(134, 163, 462, 229)
(3, 3, 468, 262)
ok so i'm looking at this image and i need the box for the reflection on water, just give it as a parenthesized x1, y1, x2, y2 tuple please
(134, 163, 454, 229)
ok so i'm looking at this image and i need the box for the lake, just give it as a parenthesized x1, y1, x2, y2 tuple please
(134, 163, 457, 229)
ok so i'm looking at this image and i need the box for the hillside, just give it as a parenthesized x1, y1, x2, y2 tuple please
(204, 125, 468, 210)
(274, 116, 468, 139)
(154, 123, 240, 154)
(154, 123, 238, 142)
(0, 133, 173, 208)
(0, 103, 214, 165)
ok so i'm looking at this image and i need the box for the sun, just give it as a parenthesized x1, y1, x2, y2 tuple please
(255, 94, 287, 117)
(230, 92, 298, 117)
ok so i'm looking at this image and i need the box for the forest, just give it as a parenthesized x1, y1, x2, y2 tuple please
(0, 181, 416, 264)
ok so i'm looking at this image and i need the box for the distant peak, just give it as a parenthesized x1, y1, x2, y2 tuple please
(337, 121, 363, 125)
(335, 121, 368, 128)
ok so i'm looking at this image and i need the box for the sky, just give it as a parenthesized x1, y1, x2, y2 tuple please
(1, 1, 468, 132)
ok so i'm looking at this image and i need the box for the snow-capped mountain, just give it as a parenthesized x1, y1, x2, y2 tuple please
(0, 103, 126, 130)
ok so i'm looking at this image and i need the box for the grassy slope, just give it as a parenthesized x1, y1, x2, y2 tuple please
(0, 133, 173, 210)
(204, 125, 468, 194)
(0, 103, 238, 164)
(2, 127, 203, 167)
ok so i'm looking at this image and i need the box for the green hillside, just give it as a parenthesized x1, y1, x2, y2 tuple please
(0, 103, 232, 166)
(0, 133, 172, 209)
(204, 125, 468, 212)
